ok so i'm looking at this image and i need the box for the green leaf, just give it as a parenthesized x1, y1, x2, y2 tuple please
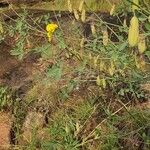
(145, 50, 150, 60)
(118, 41, 128, 51)
(46, 64, 62, 80)
(145, 23, 150, 31)
(34, 43, 52, 59)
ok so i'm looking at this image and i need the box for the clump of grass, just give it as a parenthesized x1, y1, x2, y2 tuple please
(41, 96, 95, 150)
(116, 107, 150, 149)
(0, 86, 12, 111)
(24, 82, 60, 113)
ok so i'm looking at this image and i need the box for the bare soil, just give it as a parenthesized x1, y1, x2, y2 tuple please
(0, 112, 12, 149)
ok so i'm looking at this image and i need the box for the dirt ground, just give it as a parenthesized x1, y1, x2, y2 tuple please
(0, 112, 12, 149)
(0, 5, 149, 148)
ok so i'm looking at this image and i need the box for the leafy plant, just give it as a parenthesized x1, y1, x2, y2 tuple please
(8, 11, 30, 59)
(0, 86, 11, 110)
(42, 111, 80, 150)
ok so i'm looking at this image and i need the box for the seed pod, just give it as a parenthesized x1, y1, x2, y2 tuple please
(128, 15, 139, 47)
(88, 52, 92, 60)
(90, 23, 96, 36)
(132, 0, 139, 12)
(108, 61, 115, 76)
(99, 60, 105, 72)
(108, 67, 114, 76)
(73, 9, 80, 21)
(135, 55, 140, 69)
(81, 9, 86, 22)
(138, 34, 146, 54)
(0, 21, 3, 34)
(123, 18, 127, 28)
(96, 75, 101, 86)
(80, 37, 85, 48)
(135, 55, 146, 70)
(140, 57, 146, 71)
(65, 125, 70, 134)
(65, 52, 70, 58)
(72, 19, 76, 25)
(140, 59, 146, 70)
(102, 27, 109, 46)
(76, 122, 80, 133)
(93, 55, 99, 68)
(67, 0, 72, 12)
(102, 78, 106, 89)
(79, 0, 84, 12)
(110, 4, 115, 16)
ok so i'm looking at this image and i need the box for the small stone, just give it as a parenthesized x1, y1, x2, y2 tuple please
(20, 111, 45, 145)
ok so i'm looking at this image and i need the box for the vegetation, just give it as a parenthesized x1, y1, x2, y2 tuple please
(0, 0, 150, 149)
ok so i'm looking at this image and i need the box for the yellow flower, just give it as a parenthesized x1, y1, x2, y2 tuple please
(47, 32, 53, 42)
(46, 23, 58, 42)
(46, 23, 58, 32)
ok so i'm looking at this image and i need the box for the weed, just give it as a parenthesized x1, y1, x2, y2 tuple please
(0, 86, 12, 110)
(7, 11, 29, 59)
